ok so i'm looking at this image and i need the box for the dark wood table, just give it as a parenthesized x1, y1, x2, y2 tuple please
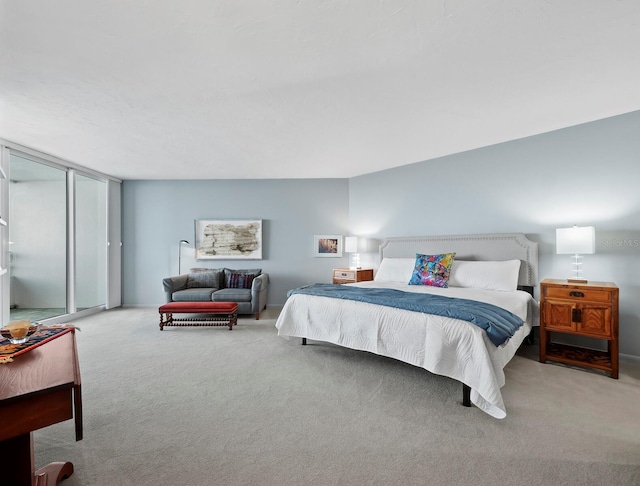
(0, 330, 82, 485)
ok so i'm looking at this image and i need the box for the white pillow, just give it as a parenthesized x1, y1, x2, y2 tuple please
(448, 260, 521, 291)
(374, 258, 416, 283)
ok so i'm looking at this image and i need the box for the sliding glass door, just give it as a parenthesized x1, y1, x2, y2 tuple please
(75, 174, 107, 311)
(9, 155, 68, 321)
(5, 154, 110, 323)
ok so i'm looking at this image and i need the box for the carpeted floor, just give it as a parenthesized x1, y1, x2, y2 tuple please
(32, 307, 640, 486)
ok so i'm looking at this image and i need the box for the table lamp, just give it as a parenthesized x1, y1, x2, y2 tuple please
(344, 236, 360, 270)
(556, 226, 595, 283)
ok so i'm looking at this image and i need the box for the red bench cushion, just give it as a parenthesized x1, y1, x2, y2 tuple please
(159, 302, 238, 314)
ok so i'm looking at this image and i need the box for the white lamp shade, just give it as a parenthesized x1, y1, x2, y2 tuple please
(556, 226, 595, 254)
(344, 236, 358, 253)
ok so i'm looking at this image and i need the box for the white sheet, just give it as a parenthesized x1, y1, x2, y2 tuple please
(275, 281, 539, 419)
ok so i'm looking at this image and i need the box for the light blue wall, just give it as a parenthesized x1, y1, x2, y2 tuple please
(122, 178, 350, 307)
(349, 111, 640, 360)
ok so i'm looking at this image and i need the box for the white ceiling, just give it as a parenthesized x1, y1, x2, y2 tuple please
(1, 1, 639, 181)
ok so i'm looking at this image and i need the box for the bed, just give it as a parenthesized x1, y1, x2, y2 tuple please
(275, 233, 539, 419)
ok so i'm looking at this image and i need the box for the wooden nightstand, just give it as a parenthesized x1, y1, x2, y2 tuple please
(539, 278, 619, 378)
(332, 268, 374, 284)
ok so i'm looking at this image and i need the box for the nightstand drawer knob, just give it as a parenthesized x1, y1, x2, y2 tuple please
(569, 291, 585, 298)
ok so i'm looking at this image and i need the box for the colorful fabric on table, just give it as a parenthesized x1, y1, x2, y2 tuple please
(0, 326, 74, 364)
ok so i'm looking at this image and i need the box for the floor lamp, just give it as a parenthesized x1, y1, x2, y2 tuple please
(178, 240, 189, 274)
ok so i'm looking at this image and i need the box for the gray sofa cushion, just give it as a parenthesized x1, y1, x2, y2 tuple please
(213, 288, 252, 303)
(186, 270, 223, 288)
(172, 288, 217, 301)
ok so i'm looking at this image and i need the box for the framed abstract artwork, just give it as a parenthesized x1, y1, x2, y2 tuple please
(195, 219, 263, 260)
(313, 235, 343, 257)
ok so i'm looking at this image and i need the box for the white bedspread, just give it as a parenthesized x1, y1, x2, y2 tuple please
(275, 281, 539, 418)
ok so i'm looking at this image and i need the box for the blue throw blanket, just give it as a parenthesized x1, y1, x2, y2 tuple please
(288, 284, 523, 346)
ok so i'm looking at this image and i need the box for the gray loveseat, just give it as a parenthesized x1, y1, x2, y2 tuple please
(163, 268, 269, 319)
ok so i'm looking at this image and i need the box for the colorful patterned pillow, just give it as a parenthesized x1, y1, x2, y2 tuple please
(408, 253, 456, 288)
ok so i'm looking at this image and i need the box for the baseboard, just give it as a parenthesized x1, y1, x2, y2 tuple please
(620, 352, 640, 364)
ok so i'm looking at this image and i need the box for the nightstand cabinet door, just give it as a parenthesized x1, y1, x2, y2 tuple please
(578, 305, 612, 337)
(543, 301, 574, 332)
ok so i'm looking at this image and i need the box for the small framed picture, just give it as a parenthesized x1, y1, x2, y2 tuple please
(313, 235, 343, 257)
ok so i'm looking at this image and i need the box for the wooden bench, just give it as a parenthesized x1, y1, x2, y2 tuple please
(158, 302, 238, 331)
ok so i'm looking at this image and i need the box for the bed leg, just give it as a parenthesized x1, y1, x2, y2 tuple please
(525, 327, 535, 346)
(301, 337, 307, 345)
(462, 384, 471, 407)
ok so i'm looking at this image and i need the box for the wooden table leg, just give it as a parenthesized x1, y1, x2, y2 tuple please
(0, 433, 74, 486)
(0, 433, 33, 486)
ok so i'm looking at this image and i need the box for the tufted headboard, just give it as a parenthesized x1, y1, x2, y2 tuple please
(379, 233, 538, 288)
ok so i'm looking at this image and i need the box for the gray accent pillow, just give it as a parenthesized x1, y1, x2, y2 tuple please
(187, 270, 223, 288)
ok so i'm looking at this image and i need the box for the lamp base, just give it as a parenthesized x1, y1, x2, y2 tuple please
(349, 253, 361, 271)
(567, 277, 588, 284)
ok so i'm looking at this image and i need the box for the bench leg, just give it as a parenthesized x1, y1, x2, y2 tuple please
(159, 312, 173, 331)
(158, 309, 237, 330)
